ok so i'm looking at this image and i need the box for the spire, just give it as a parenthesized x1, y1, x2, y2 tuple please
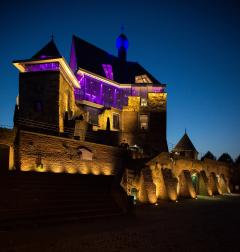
(116, 26, 129, 61)
(121, 24, 124, 33)
(31, 38, 61, 60)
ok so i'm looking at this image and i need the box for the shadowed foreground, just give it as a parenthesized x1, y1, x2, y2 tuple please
(1, 194, 240, 251)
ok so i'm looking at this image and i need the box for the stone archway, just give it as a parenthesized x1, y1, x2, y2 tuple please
(208, 172, 219, 195)
(177, 170, 197, 199)
(190, 170, 199, 194)
(198, 170, 210, 196)
(131, 188, 138, 201)
(218, 174, 229, 194)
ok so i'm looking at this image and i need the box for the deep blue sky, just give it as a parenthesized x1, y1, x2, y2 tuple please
(0, 0, 239, 159)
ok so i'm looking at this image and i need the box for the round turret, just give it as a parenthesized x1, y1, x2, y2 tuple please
(116, 33, 129, 61)
(116, 33, 129, 50)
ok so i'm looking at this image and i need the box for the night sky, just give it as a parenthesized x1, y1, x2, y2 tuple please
(0, 0, 239, 159)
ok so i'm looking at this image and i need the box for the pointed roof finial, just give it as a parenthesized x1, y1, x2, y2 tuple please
(51, 33, 54, 41)
(121, 24, 124, 33)
(185, 128, 187, 134)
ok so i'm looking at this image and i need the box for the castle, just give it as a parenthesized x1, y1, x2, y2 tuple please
(0, 33, 231, 205)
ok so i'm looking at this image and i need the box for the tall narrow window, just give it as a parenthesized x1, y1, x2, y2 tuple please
(85, 107, 99, 125)
(113, 114, 120, 129)
(141, 98, 147, 107)
(139, 114, 148, 130)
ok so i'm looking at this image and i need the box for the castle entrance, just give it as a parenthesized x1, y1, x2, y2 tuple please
(191, 172, 199, 194)
(131, 188, 138, 201)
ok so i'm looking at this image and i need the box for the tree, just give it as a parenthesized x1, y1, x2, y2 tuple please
(218, 153, 234, 164)
(231, 154, 240, 192)
(201, 151, 216, 161)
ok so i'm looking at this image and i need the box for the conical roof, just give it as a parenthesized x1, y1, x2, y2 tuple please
(173, 133, 198, 152)
(31, 39, 62, 59)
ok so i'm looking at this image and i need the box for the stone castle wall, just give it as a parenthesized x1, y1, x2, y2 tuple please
(0, 128, 15, 146)
(0, 128, 15, 171)
(123, 152, 231, 203)
(17, 130, 123, 175)
(120, 94, 168, 152)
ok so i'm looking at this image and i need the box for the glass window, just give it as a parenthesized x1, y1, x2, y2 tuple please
(85, 107, 99, 125)
(141, 98, 147, 107)
(139, 114, 148, 130)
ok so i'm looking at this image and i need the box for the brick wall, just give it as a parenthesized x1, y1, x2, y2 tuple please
(18, 130, 123, 175)
(0, 128, 15, 146)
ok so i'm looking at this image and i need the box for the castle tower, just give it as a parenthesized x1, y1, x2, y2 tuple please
(172, 132, 198, 159)
(13, 38, 79, 134)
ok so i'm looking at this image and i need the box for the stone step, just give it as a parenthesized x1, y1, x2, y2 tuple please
(0, 208, 122, 230)
(0, 197, 118, 210)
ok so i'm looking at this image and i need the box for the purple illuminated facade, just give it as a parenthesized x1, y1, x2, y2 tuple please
(74, 75, 130, 109)
(102, 64, 114, 80)
(25, 62, 59, 72)
(74, 74, 164, 109)
(12, 34, 168, 153)
(24, 62, 165, 110)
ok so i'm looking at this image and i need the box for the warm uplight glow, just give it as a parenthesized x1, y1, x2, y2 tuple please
(65, 166, 77, 174)
(91, 166, 101, 175)
(102, 166, 112, 175)
(78, 164, 89, 174)
(21, 165, 33, 172)
(51, 166, 64, 173)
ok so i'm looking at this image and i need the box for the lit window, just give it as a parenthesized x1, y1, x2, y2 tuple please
(113, 114, 120, 129)
(135, 74, 152, 83)
(139, 114, 148, 130)
(86, 107, 98, 125)
(102, 64, 114, 80)
(141, 98, 147, 107)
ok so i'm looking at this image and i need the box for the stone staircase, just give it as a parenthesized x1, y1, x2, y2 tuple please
(0, 172, 127, 229)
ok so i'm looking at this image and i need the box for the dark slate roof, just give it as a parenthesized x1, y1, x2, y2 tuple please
(173, 133, 198, 152)
(31, 39, 62, 59)
(72, 35, 161, 84)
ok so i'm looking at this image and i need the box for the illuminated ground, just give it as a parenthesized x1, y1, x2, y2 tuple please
(1, 194, 240, 251)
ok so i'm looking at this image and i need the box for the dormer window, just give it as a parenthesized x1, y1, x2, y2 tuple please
(135, 74, 152, 84)
(102, 64, 114, 80)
